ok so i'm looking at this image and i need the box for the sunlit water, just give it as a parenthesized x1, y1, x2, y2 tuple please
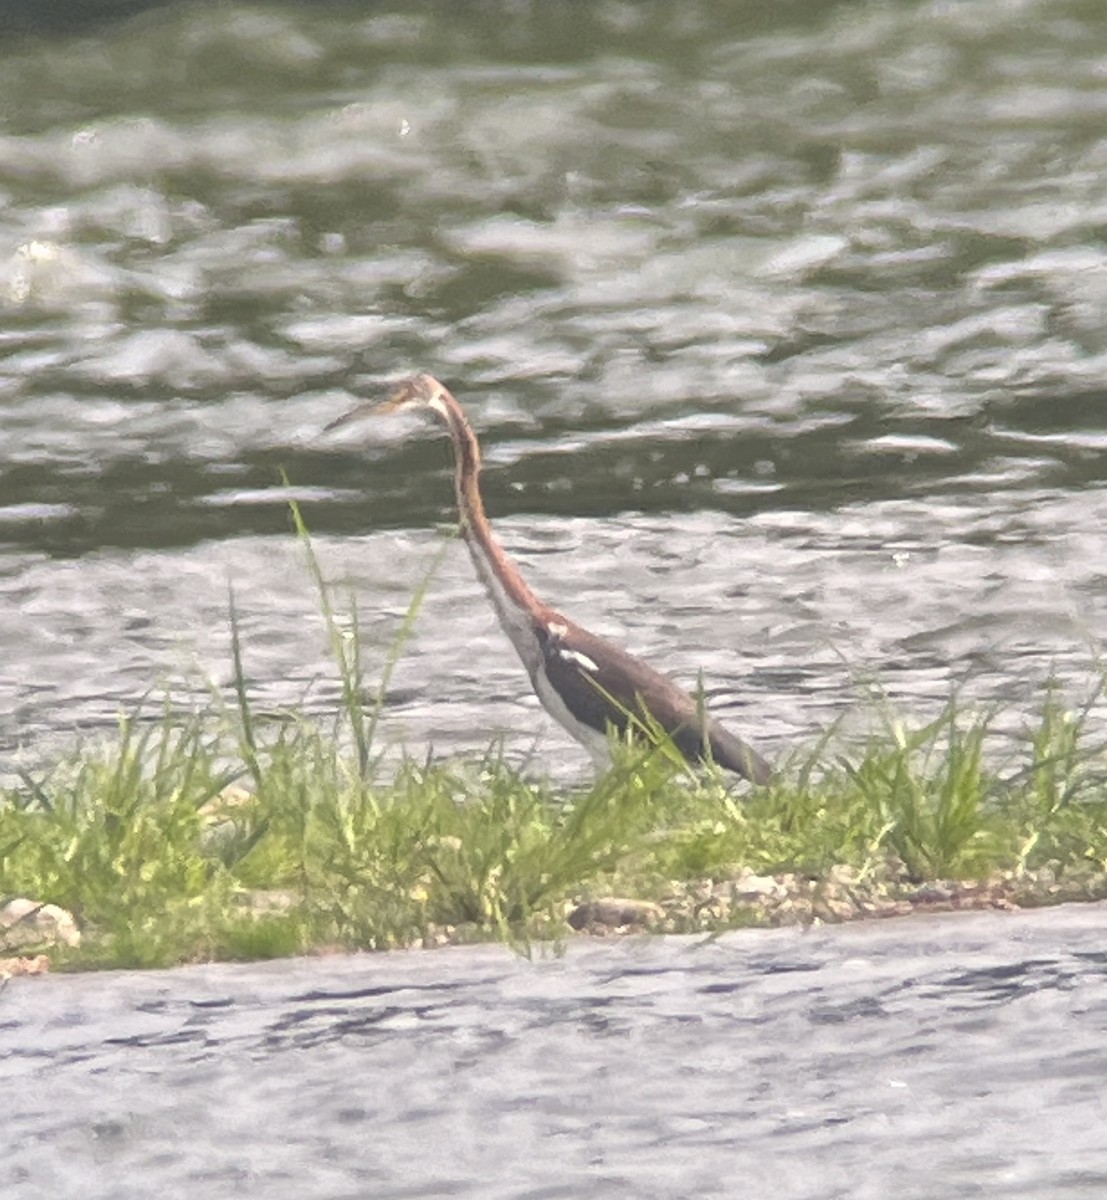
(1, 0, 1106, 770)
(5, 903, 1107, 1199)
(3, 3, 1107, 1193)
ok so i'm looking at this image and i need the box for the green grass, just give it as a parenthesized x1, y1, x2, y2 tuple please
(3, 509, 1107, 970)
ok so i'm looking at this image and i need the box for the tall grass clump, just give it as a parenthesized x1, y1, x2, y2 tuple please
(839, 697, 1001, 878)
(1, 712, 247, 967)
(0, 503, 686, 967)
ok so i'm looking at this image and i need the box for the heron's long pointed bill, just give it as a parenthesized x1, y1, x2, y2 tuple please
(322, 400, 387, 435)
(323, 392, 407, 434)
(323, 375, 440, 435)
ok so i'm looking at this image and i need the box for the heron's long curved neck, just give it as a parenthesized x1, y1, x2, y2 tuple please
(435, 393, 548, 635)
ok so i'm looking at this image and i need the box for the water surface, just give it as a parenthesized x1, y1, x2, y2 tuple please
(3, 10, 1106, 1195)
(1, 0, 1105, 766)
(4, 903, 1107, 1199)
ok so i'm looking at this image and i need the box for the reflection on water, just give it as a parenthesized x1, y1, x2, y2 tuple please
(0, 0, 1105, 763)
(4, 904, 1107, 1199)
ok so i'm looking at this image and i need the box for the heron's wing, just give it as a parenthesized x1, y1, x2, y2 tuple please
(533, 617, 770, 784)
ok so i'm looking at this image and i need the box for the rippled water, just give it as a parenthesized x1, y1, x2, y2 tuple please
(4, 5, 1107, 1190)
(1, 0, 1106, 767)
(5, 903, 1107, 1199)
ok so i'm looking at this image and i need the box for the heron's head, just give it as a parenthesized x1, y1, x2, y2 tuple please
(324, 373, 451, 435)
(377, 373, 450, 419)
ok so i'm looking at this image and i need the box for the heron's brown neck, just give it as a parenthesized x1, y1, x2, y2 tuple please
(434, 390, 547, 623)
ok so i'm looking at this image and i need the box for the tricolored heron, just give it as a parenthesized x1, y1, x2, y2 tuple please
(330, 374, 771, 785)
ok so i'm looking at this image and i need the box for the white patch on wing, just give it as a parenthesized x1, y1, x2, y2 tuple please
(556, 647, 600, 673)
(458, 549, 611, 771)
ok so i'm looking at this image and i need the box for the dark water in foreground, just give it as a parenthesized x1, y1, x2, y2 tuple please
(1, 0, 1106, 771)
(4, 903, 1107, 1199)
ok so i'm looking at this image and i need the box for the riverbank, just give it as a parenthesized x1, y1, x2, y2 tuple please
(3, 517, 1105, 976)
(3, 676, 1105, 976)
